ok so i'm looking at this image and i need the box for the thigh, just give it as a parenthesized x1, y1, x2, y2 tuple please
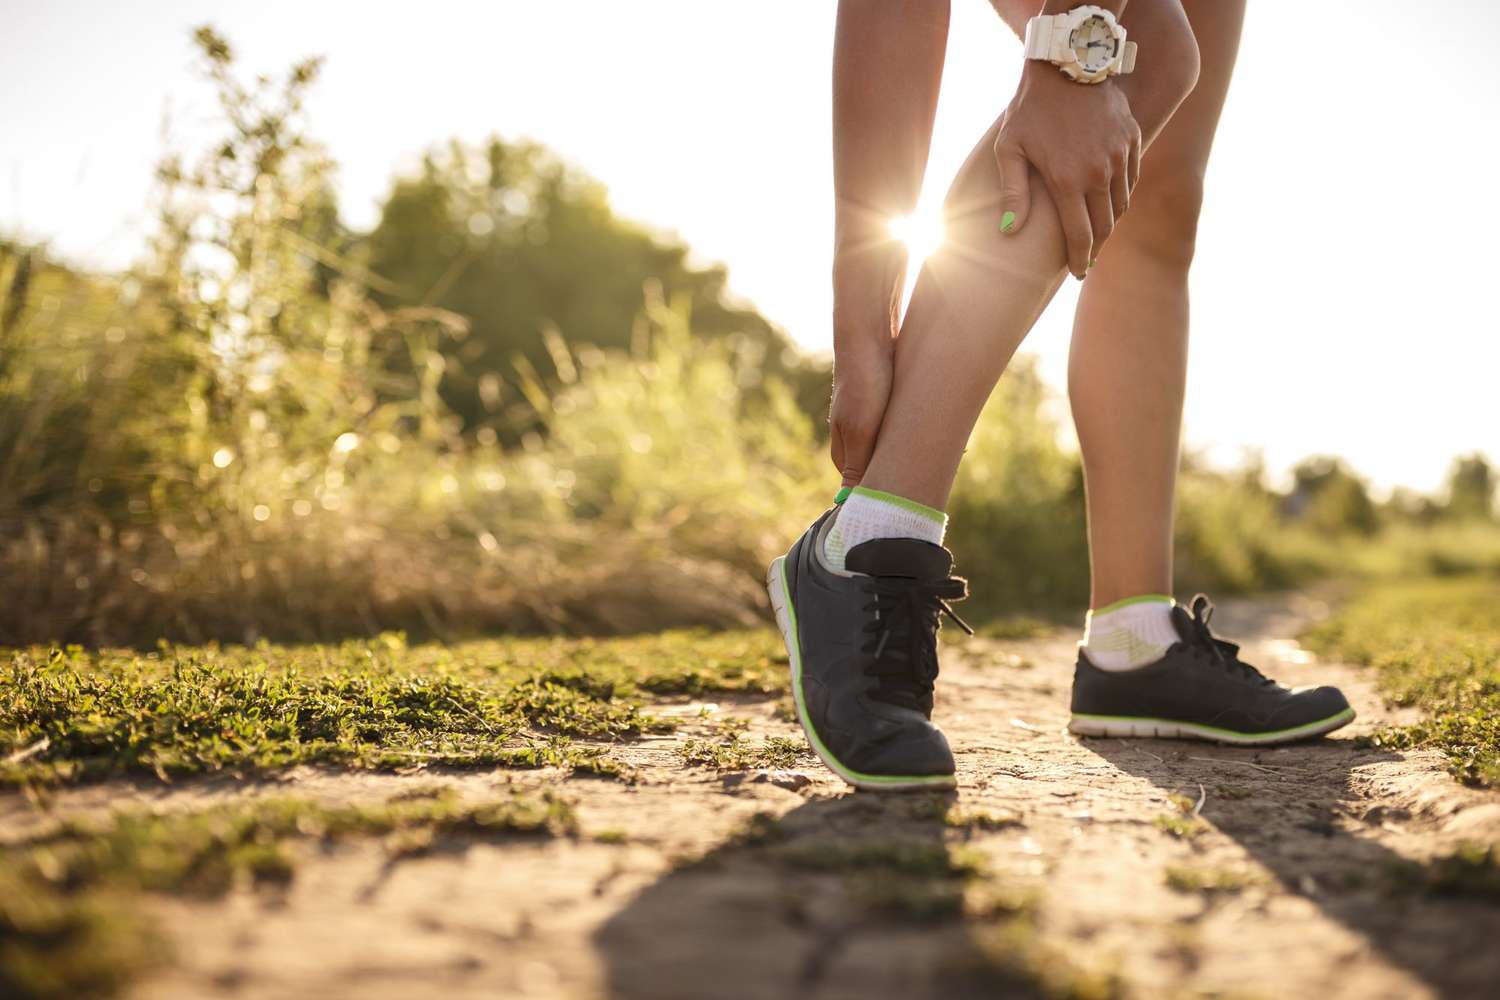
(1125, 0, 1247, 185)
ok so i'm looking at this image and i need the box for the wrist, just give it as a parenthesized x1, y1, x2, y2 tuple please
(1040, 0, 1126, 14)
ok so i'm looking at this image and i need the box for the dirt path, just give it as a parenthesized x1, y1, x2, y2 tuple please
(15, 594, 1500, 999)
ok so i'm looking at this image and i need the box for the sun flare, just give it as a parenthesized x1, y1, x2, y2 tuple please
(889, 211, 945, 262)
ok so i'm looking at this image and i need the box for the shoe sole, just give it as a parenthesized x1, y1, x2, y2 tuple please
(1068, 707, 1356, 746)
(767, 556, 958, 792)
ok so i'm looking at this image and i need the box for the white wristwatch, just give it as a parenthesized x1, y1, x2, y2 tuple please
(1024, 5, 1138, 85)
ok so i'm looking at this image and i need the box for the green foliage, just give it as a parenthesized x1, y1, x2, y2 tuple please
(365, 137, 826, 432)
(1174, 463, 1319, 593)
(1301, 576, 1500, 786)
(0, 629, 793, 786)
(1443, 453, 1497, 521)
(946, 358, 1090, 616)
(1288, 456, 1379, 537)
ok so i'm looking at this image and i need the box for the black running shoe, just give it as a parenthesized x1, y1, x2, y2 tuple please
(1070, 595, 1355, 745)
(767, 508, 972, 790)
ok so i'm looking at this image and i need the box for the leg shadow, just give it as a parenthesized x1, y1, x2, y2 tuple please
(592, 789, 1051, 1000)
(1079, 736, 1500, 995)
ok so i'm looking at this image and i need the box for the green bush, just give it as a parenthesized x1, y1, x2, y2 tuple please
(946, 358, 1089, 617)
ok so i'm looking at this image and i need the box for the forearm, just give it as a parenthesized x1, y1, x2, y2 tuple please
(833, 0, 949, 252)
(832, 0, 950, 353)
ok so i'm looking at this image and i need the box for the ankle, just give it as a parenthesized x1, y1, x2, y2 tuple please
(823, 486, 947, 573)
(1082, 594, 1177, 671)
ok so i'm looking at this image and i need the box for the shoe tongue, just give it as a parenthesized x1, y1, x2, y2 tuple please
(844, 537, 953, 579)
(1169, 603, 1197, 643)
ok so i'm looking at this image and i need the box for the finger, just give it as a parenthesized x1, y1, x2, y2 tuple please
(1128, 127, 1142, 194)
(1054, 190, 1093, 280)
(1085, 189, 1115, 266)
(1110, 161, 1130, 224)
(994, 144, 1032, 235)
(830, 420, 846, 477)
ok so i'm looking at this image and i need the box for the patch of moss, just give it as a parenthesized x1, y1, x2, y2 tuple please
(777, 839, 988, 879)
(1164, 864, 1257, 894)
(1300, 576, 1500, 787)
(1214, 784, 1253, 800)
(678, 733, 810, 771)
(946, 919, 1126, 1000)
(1385, 843, 1500, 902)
(1153, 813, 1207, 840)
(0, 631, 789, 785)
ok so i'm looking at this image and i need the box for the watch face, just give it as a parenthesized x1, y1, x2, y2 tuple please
(1069, 15, 1119, 73)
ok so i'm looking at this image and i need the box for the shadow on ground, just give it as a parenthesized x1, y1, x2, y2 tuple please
(591, 789, 1063, 1000)
(1082, 737, 1500, 996)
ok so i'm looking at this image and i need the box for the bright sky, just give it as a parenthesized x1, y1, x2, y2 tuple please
(4, 0, 1496, 494)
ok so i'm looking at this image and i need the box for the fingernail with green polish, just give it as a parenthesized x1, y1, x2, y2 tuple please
(1088, 258, 1097, 269)
(1000, 210, 1016, 234)
(834, 486, 852, 504)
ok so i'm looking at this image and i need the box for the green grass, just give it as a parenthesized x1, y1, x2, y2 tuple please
(0, 630, 787, 786)
(1300, 575, 1500, 787)
(1385, 843, 1500, 902)
(0, 788, 574, 1000)
(1164, 864, 1258, 894)
(1152, 813, 1207, 840)
(678, 733, 810, 771)
(776, 836, 994, 923)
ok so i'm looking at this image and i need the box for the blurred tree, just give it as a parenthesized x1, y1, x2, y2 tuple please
(1286, 456, 1379, 536)
(363, 137, 826, 434)
(1444, 453, 1496, 521)
(1382, 485, 1442, 525)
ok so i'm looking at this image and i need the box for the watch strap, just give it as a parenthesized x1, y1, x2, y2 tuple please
(1119, 40, 1138, 74)
(1023, 14, 1056, 60)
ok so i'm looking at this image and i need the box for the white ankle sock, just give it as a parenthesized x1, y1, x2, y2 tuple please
(823, 486, 947, 572)
(1082, 595, 1177, 670)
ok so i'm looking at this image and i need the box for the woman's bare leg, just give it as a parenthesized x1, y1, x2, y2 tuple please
(860, 0, 1205, 513)
(857, 122, 1069, 510)
(1069, 0, 1246, 607)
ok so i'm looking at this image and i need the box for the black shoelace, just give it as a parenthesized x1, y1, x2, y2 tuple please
(860, 575, 974, 710)
(1180, 594, 1273, 686)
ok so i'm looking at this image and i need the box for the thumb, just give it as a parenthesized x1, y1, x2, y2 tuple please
(838, 430, 874, 489)
(996, 145, 1031, 236)
(840, 437, 876, 488)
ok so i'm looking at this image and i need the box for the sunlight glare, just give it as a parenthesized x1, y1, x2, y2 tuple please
(889, 211, 945, 263)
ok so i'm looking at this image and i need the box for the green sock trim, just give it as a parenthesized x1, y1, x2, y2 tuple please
(1090, 593, 1175, 616)
(849, 486, 946, 525)
(833, 486, 852, 505)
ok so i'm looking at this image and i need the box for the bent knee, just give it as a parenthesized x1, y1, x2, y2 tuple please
(1114, 169, 1206, 271)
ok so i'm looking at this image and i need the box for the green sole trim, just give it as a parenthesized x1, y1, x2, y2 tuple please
(769, 557, 957, 790)
(1070, 707, 1356, 744)
(1090, 593, 1175, 615)
(848, 486, 946, 526)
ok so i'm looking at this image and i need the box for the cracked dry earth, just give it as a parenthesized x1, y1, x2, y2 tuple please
(13, 593, 1500, 1000)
